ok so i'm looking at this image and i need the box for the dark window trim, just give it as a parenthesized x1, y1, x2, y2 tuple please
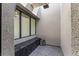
(0, 3, 2, 56)
(31, 17, 36, 36)
(29, 16, 31, 36)
(19, 11, 22, 38)
(21, 13, 30, 38)
(16, 3, 40, 20)
(35, 19, 37, 35)
(15, 5, 37, 40)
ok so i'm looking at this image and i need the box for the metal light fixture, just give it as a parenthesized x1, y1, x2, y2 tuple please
(43, 4, 49, 9)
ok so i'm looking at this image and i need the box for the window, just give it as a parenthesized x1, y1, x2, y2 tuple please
(14, 10, 20, 39)
(14, 9, 37, 39)
(21, 13, 29, 37)
(31, 18, 35, 35)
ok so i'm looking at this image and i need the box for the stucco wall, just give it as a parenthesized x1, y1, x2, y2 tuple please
(37, 3, 60, 46)
(60, 3, 72, 56)
(71, 3, 79, 56)
(1, 3, 16, 56)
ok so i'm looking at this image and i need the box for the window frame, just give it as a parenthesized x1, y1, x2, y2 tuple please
(21, 13, 30, 37)
(31, 17, 36, 36)
(14, 10, 20, 39)
(14, 9, 37, 40)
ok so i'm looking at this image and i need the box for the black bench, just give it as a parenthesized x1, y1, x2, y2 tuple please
(15, 37, 41, 56)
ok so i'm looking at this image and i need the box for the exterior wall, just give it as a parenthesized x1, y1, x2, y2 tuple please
(1, 3, 16, 56)
(71, 3, 79, 56)
(60, 3, 72, 56)
(37, 3, 60, 46)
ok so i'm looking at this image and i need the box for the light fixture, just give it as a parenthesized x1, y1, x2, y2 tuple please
(43, 4, 49, 9)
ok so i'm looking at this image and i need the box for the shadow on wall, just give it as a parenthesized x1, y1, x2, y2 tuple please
(36, 3, 60, 46)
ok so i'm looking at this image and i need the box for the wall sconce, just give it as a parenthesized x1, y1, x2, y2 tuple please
(43, 4, 49, 9)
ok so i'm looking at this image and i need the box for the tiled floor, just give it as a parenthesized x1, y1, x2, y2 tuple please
(30, 45, 64, 56)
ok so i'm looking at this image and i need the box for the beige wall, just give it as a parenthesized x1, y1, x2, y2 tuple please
(37, 3, 60, 46)
(60, 3, 72, 56)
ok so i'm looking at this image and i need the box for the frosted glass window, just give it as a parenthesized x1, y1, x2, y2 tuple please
(21, 13, 29, 37)
(31, 18, 35, 35)
(14, 10, 20, 39)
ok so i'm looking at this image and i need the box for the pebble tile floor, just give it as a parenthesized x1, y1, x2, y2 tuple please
(30, 45, 64, 56)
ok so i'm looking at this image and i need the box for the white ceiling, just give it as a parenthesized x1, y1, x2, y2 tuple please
(31, 3, 48, 8)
